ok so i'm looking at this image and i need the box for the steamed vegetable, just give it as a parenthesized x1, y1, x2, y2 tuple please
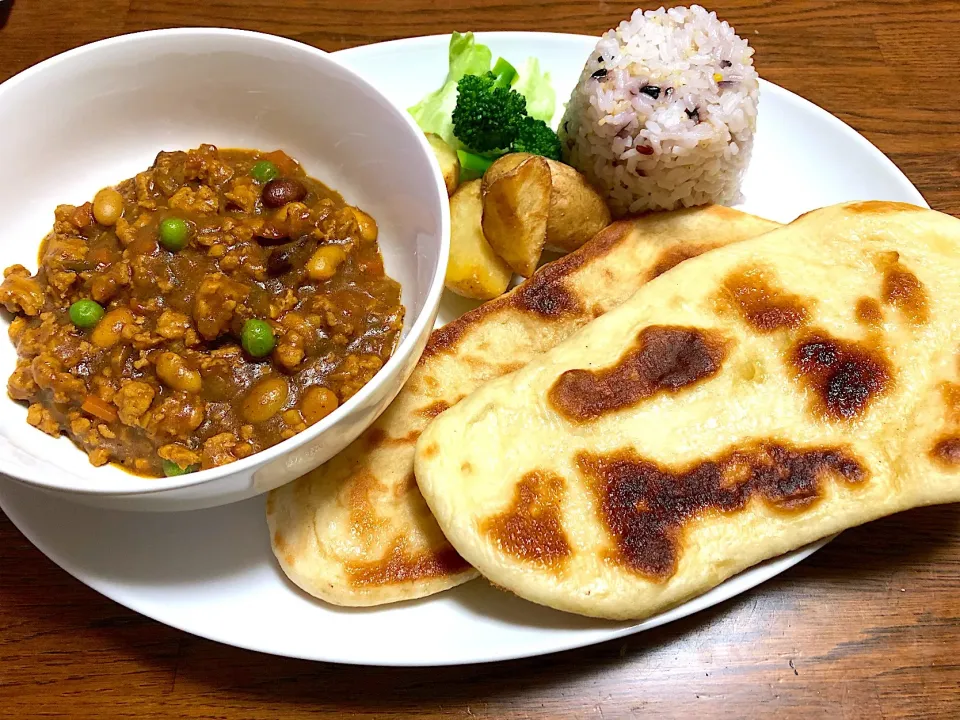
(457, 150, 495, 175)
(408, 32, 493, 148)
(511, 116, 562, 160)
(409, 33, 560, 167)
(451, 60, 527, 154)
(512, 58, 555, 124)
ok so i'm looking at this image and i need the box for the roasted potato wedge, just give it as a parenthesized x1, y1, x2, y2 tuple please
(425, 133, 460, 196)
(446, 180, 512, 300)
(480, 153, 551, 277)
(544, 159, 611, 252)
(481, 152, 529, 184)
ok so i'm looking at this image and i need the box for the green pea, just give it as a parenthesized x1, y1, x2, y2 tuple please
(250, 160, 280, 184)
(241, 318, 276, 358)
(158, 216, 190, 251)
(68, 299, 105, 329)
(162, 459, 198, 477)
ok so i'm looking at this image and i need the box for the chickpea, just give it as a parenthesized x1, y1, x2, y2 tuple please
(301, 386, 339, 425)
(91, 307, 134, 348)
(241, 375, 289, 423)
(306, 245, 346, 282)
(352, 208, 378, 242)
(280, 312, 310, 332)
(93, 188, 124, 226)
(156, 310, 192, 340)
(156, 352, 202, 393)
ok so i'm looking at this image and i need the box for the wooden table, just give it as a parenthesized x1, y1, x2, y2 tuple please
(1, 1, 958, 717)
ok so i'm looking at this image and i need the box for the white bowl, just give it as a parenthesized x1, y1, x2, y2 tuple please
(0, 28, 449, 511)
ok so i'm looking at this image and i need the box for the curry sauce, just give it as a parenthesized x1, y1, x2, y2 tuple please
(0, 145, 404, 477)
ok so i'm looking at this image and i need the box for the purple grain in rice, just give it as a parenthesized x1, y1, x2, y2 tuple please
(558, 5, 759, 216)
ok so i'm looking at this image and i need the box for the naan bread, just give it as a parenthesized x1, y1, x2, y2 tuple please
(415, 201, 960, 620)
(266, 206, 779, 606)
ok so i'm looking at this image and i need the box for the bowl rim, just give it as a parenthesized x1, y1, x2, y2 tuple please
(0, 26, 451, 495)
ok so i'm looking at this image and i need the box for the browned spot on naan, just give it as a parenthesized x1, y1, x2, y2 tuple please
(845, 201, 920, 215)
(341, 470, 388, 564)
(721, 266, 811, 332)
(649, 243, 721, 280)
(346, 540, 471, 587)
(855, 297, 884, 326)
(548, 326, 728, 422)
(362, 426, 418, 449)
(420, 221, 633, 359)
(363, 427, 387, 449)
(704, 204, 755, 221)
(272, 531, 295, 566)
(481, 471, 571, 566)
(931, 437, 960, 467)
(499, 362, 527, 374)
(511, 274, 581, 317)
(341, 471, 471, 586)
(790, 331, 892, 421)
(459, 358, 524, 378)
(578, 443, 866, 580)
(392, 474, 417, 498)
(510, 221, 632, 317)
(420, 442, 439, 460)
(421, 318, 478, 362)
(418, 399, 451, 419)
(881, 258, 929, 324)
(346, 471, 390, 540)
(942, 382, 960, 424)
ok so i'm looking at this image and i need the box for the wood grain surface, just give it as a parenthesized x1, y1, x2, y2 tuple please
(1, 1, 959, 717)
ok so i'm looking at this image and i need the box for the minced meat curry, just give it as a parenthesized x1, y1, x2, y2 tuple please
(0, 145, 404, 477)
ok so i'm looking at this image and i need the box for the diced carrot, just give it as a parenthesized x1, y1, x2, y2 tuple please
(81, 394, 118, 424)
(88, 245, 116, 266)
(70, 202, 94, 229)
(261, 150, 299, 176)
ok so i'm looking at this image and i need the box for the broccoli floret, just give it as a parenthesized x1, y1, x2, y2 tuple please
(511, 116, 562, 161)
(452, 71, 528, 153)
(452, 58, 562, 162)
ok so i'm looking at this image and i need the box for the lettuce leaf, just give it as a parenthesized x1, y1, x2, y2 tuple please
(408, 33, 558, 154)
(408, 32, 492, 147)
(512, 58, 556, 124)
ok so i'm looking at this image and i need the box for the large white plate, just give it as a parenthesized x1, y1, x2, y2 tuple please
(0, 32, 927, 667)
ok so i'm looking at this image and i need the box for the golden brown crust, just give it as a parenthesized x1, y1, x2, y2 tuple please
(930, 436, 960, 467)
(844, 200, 923, 214)
(548, 326, 728, 422)
(720, 266, 811, 333)
(414, 200, 960, 621)
(345, 539, 471, 587)
(421, 220, 634, 359)
(855, 297, 884, 325)
(268, 206, 780, 607)
(789, 331, 892, 421)
(881, 260, 929, 324)
(578, 442, 866, 579)
(481, 471, 571, 567)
